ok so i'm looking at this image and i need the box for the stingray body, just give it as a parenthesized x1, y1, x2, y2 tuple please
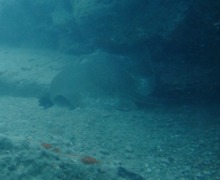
(48, 52, 154, 109)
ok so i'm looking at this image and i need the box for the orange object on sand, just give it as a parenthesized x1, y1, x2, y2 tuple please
(81, 156, 99, 165)
(41, 143, 52, 149)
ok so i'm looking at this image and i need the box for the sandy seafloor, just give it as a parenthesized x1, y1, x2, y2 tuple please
(0, 46, 219, 180)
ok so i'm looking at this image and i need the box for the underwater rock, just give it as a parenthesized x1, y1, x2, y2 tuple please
(117, 167, 145, 180)
(72, 0, 189, 53)
(47, 52, 154, 109)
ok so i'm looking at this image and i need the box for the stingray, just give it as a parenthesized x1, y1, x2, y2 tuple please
(40, 52, 155, 109)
